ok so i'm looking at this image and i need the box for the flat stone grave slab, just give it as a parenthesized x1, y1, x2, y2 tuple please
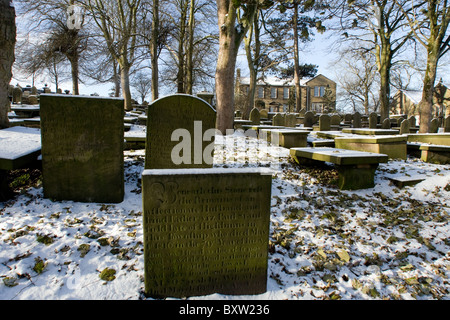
(290, 147, 388, 190)
(233, 119, 252, 129)
(406, 133, 450, 146)
(270, 129, 309, 148)
(420, 144, 450, 164)
(389, 175, 426, 188)
(0, 127, 42, 201)
(145, 94, 216, 169)
(40, 94, 125, 203)
(335, 135, 407, 160)
(342, 128, 400, 135)
(0, 127, 41, 170)
(142, 168, 272, 298)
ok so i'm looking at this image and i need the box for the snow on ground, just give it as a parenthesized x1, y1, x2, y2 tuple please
(0, 128, 449, 300)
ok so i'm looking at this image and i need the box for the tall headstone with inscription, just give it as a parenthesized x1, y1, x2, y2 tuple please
(249, 107, 260, 125)
(142, 168, 272, 298)
(40, 95, 124, 203)
(145, 94, 216, 169)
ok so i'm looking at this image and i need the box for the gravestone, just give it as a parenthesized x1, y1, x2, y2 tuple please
(381, 118, 391, 129)
(40, 95, 125, 203)
(352, 112, 362, 128)
(429, 118, 439, 133)
(285, 114, 297, 127)
(344, 113, 353, 124)
(272, 113, 285, 126)
(444, 116, 450, 132)
(369, 112, 378, 129)
(408, 115, 417, 128)
(12, 86, 22, 104)
(330, 114, 341, 126)
(319, 114, 331, 131)
(142, 168, 272, 298)
(249, 107, 260, 125)
(400, 119, 410, 135)
(260, 109, 269, 119)
(304, 111, 315, 127)
(145, 94, 216, 169)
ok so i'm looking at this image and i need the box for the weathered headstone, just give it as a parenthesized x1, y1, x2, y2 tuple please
(344, 113, 353, 124)
(408, 115, 417, 128)
(142, 168, 272, 298)
(381, 118, 391, 129)
(40, 95, 125, 203)
(429, 118, 439, 133)
(260, 109, 269, 119)
(304, 111, 315, 128)
(352, 112, 362, 128)
(285, 114, 297, 127)
(319, 114, 331, 131)
(145, 94, 216, 169)
(399, 119, 410, 135)
(369, 112, 378, 129)
(444, 116, 450, 132)
(272, 113, 285, 126)
(12, 86, 22, 104)
(330, 114, 341, 126)
(249, 107, 261, 125)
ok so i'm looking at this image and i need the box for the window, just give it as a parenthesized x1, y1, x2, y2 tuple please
(283, 87, 289, 99)
(314, 86, 325, 97)
(311, 103, 323, 112)
(271, 87, 277, 99)
(283, 104, 288, 112)
(258, 87, 264, 98)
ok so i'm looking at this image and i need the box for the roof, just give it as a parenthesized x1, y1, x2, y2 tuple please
(238, 73, 336, 87)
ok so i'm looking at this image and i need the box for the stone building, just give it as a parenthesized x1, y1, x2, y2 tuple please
(235, 69, 337, 113)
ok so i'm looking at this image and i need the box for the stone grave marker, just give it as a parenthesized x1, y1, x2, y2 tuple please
(369, 112, 378, 129)
(142, 168, 272, 298)
(285, 114, 297, 127)
(272, 113, 285, 126)
(429, 118, 439, 133)
(260, 109, 269, 119)
(330, 114, 341, 126)
(408, 115, 417, 128)
(444, 116, 450, 132)
(249, 107, 260, 125)
(40, 94, 125, 203)
(304, 111, 315, 127)
(319, 114, 331, 131)
(381, 118, 391, 129)
(400, 119, 410, 135)
(145, 94, 216, 169)
(352, 112, 362, 128)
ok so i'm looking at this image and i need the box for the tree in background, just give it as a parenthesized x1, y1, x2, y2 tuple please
(395, 0, 450, 132)
(0, 0, 16, 129)
(331, 0, 413, 122)
(86, 0, 141, 111)
(266, 0, 327, 112)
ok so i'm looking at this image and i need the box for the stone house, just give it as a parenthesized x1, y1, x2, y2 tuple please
(391, 81, 450, 119)
(235, 69, 337, 113)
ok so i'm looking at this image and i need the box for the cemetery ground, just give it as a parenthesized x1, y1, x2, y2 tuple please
(0, 127, 449, 300)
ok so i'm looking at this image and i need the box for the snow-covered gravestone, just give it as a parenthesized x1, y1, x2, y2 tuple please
(40, 95, 125, 203)
(145, 94, 216, 169)
(142, 168, 272, 298)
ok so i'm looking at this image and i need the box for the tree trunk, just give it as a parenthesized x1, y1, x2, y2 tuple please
(215, 1, 239, 134)
(243, 19, 256, 120)
(376, 40, 392, 122)
(177, 1, 188, 93)
(186, 0, 195, 95)
(293, 3, 302, 112)
(68, 51, 80, 95)
(0, 0, 15, 129)
(151, 0, 159, 101)
(419, 49, 439, 133)
(120, 64, 133, 111)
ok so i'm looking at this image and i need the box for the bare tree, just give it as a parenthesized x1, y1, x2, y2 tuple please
(395, 0, 450, 132)
(85, 0, 141, 111)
